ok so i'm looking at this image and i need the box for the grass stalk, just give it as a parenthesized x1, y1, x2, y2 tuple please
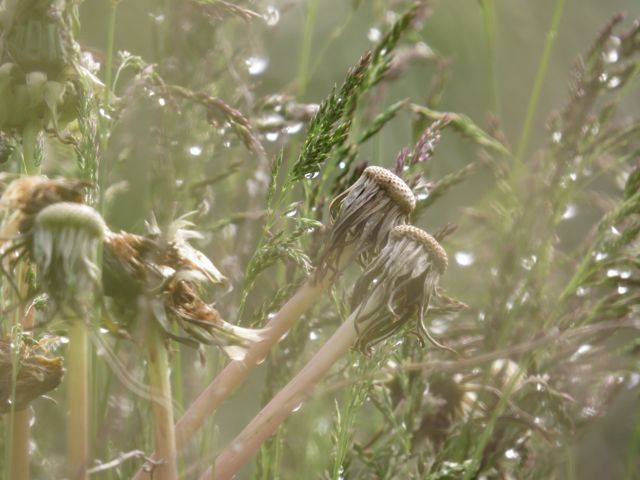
(67, 318, 90, 480)
(8, 124, 42, 479)
(296, 0, 319, 97)
(132, 251, 353, 479)
(514, 0, 566, 165)
(146, 324, 178, 480)
(202, 311, 361, 480)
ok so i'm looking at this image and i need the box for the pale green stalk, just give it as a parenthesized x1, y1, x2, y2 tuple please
(146, 324, 178, 480)
(514, 0, 566, 165)
(297, 0, 319, 97)
(67, 318, 90, 480)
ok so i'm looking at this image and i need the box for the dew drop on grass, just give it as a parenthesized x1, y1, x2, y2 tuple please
(576, 286, 589, 297)
(188, 145, 202, 156)
(265, 131, 279, 142)
(454, 251, 475, 267)
(562, 203, 577, 220)
(552, 131, 562, 143)
(608, 76, 621, 89)
(606, 268, 620, 277)
(309, 331, 319, 341)
(594, 251, 608, 261)
(304, 170, 320, 180)
(504, 448, 520, 460)
(263, 6, 280, 26)
(157, 97, 166, 106)
(618, 285, 629, 295)
(285, 122, 303, 134)
(245, 55, 268, 75)
(603, 36, 620, 63)
(367, 27, 382, 42)
(292, 402, 303, 413)
(521, 255, 537, 270)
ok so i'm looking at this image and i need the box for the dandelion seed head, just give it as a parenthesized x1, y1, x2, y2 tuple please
(364, 166, 416, 213)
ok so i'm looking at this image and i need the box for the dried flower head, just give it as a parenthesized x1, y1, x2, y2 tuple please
(0, 335, 63, 412)
(103, 229, 263, 358)
(349, 224, 447, 353)
(31, 202, 105, 305)
(318, 166, 415, 275)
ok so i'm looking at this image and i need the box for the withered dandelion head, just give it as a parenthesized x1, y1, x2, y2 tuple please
(0, 336, 63, 412)
(32, 202, 105, 302)
(0, 176, 89, 238)
(350, 224, 448, 353)
(318, 166, 416, 276)
(103, 229, 263, 359)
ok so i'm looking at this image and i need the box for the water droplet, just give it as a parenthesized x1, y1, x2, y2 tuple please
(594, 251, 608, 261)
(618, 285, 629, 295)
(245, 56, 268, 76)
(188, 145, 202, 156)
(603, 36, 620, 63)
(552, 131, 562, 143)
(285, 122, 303, 134)
(576, 286, 589, 297)
(150, 12, 165, 24)
(620, 270, 632, 279)
(265, 131, 279, 142)
(607, 77, 622, 89)
(611, 226, 621, 236)
(416, 192, 428, 201)
(223, 140, 231, 148)
(304, 170, 320, 180)
(504, 448, 520, 460)
(607, 268, 620, 278)
(454, 251, 475, 267)
(535, 383, 545, 392)
(98, 108, 112, 120)
(285, 208, 297, 217)
(60, 336, 69, 344)
(309, 331, 319, 341)
(292, 402, 303, 412)
(338, 160, 347, 169)
(521, 255, 537, 270)
(562, 203, 577, 220)
(367, 27, 382, 42)
(599, 72, 608, 83)
(263, 6, 280, 26)
(158, 97, 166, 106)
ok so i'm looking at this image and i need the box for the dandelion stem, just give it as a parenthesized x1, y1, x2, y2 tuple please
(201, 312, 360, 480)
(132, 250, 353, 480)
(67, 318, 89, 480)
(146, 324, 178, 480)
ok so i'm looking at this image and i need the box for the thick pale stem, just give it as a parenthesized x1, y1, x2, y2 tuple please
(67, 319, 89, 480)
(132, 252, 352, 480)
(147, 325, 178, 480)
(9, 264, 33, 480)
(202, 314, 359, 480)
(10, 409, 31, 479)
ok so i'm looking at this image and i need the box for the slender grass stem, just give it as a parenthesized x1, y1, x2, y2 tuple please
(132, 251, 353, 480)
(514, 0, 566, 166)
(146, 324, 178, 480)
(297, 0, 319, 97)
(67, 318, 90, 480)
(479, 0, 501, 118)
(202, 312, 361, 480)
